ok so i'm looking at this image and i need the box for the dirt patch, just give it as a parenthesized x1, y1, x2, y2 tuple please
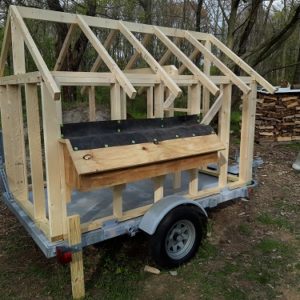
(63, 104, 110, 123)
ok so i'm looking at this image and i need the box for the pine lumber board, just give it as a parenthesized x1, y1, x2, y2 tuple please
(63, 134, 224, 175)
(74, 151, 219, 191)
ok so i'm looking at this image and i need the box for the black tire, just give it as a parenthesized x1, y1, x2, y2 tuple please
(150, 205, 207, 268)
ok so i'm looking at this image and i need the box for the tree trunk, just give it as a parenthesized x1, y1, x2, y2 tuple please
(138, 0, 153, 25)
(195, 0, 204, 32)
(47, 0, 97, 101)
(293, 40, 300, 84)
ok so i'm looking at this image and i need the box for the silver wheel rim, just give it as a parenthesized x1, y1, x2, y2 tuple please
(165, 219, 196, 260)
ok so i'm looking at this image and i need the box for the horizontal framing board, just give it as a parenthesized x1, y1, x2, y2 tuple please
(62, 134, 224, 175)
(0, 71, 253, 87)
(73, 152, 218, 191)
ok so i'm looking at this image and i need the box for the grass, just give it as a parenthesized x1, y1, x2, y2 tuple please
(257, 212, 294, 232)
(281, 142, 300, 151)
(238, 223, 252, 235)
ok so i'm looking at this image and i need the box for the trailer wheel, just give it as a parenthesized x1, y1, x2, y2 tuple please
(150, 206, 206, 268)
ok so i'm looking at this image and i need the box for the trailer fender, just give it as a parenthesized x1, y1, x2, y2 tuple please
(139, 195, 207, 235)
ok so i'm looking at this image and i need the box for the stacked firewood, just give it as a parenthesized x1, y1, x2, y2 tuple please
(255, 93, 300, 142)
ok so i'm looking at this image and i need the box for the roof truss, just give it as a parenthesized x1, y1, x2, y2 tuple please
(0, 5, 276, 103)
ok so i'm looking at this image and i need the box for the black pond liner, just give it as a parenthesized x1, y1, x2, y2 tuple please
(61, 115, 215, 150)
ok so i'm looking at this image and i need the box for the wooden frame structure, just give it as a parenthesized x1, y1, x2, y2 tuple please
(0, 6, 276, 299)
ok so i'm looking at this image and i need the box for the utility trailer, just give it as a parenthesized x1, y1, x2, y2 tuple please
(0, 6, 275, 299)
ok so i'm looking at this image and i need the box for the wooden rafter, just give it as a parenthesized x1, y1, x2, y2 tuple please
(177, 49, 200, 74)
(201, 91, 224, 125)
(10, 6, 61, 100)
(81, 29, 118, 95)
(153, 26, 219, 96)
(185, 31, 251, 95)
(54, 23, 77, 71)
(158, 37, 181, 66)
(137, 37, 181, 95)
(125, 33, 152, 70)
(76, 15, 136, 99)
(119, 21, 182, 98)
(6, 6, 276, 94)
(208, 34, 276, 94)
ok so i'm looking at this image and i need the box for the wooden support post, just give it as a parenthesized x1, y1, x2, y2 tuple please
(88, 86, 96, 121)
(218, 84, 232, 187)
(187, 84, 201, 194)
(187, 84, 201, 115)
(56, 98, 63, 125)
(239, 81, 257, 183)
(110, 82, 122, 120)
(25, 83, 46, 220)
(203, 40, 211, 115)
(202, 41, 211, 116)
(41, 83, 67, 239)
(68, 215, 85, 300)
(113, 184, 124, 218)
(0, 86, 14, 188)
(147, 86, 154, 118)
(120, 88, 127, 120)
(189, 169, 198, 196)
(173, 172, 181, 190)
(154, 83, 164, 118)
(7, 85, 28, 201)
(164, 88, 174, 117)
(153, 176, 164, 202)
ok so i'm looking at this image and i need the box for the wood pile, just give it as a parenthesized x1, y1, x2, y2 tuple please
(256, 93, 300, 142)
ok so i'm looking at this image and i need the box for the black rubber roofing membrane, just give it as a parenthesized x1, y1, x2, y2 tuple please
(61, 115, 215, 150)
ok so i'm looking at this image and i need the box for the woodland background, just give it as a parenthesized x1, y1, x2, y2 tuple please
(0, 0, 299, 103)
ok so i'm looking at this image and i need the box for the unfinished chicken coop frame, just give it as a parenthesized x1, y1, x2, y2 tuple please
(0, 5, 276, 299)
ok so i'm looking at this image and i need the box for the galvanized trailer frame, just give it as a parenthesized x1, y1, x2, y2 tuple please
(0, 5, 275, 299)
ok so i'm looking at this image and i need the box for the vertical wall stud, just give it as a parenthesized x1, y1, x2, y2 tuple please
(147, 86, 154, 118)
(239, 81, 257, 183)
(113, 184, 124, 218)
(202, 40, 211, 115)
(88, 86, 96, 121)
(153, 175, 164, 202)
(218, 84, 232, 187)
(25, 83, 46, 220)
(41, 83, 67, 239)
(110, 82, 122, 120)
(121, 88, 127, 120)
(154, 83, 164, 118)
